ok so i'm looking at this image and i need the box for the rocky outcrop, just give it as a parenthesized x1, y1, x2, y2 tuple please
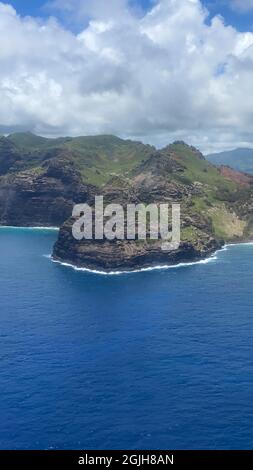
(52, 140, 253, 271)
(52, 147, 226, 271)
(0, 155, 94, 226)
(0, 133, 253, 271)
(0, 137, 21, 176)
(53, 216, 222, 272)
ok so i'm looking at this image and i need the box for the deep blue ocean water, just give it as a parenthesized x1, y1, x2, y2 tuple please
(0, 227, 253, 450)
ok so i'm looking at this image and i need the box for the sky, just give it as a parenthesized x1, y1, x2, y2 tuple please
(1, 0, 253, 153)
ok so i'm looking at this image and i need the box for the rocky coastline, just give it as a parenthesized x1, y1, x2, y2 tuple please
(0, 133, 253, 272)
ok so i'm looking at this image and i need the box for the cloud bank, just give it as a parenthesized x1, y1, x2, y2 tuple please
(1, 0, 253, 153)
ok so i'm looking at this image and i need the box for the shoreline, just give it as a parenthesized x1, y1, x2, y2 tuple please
(50, 242, 253, 275)
(1, 225, 252, 275)
(50, 254, 218, 275)
(0, 225, 59, 231)
(50, 250, 222, 276)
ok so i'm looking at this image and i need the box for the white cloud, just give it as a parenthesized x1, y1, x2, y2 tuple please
(0, 0, 253, 152)
(231, 0, 253, 12)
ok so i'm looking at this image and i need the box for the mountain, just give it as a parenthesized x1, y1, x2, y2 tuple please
(53, 142, 253, 271)
(0, 133, 253, 271)
(3, 132, 153, 186)
(206, 148, 253, 174)
(0, 132, 154, 227)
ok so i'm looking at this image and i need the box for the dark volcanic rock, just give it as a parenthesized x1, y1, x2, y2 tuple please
(1, 133, 253, 271)
(0, 158, 94, 227)
(0, 137, 21, 175)
(53, 217, 222, 272)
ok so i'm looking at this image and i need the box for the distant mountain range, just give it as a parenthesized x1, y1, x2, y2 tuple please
(207, 148, 253, 174)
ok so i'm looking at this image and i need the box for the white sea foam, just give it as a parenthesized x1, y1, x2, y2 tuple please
(47, 251, 219, 276)
(36, 233, 253, 276)
(50, 240, 252, 276)
(44, 242, 252, 277)
(0, 225, 59, 231)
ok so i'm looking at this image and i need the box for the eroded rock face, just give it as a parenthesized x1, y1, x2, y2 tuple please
(52, 151, 223, 271)
(0, 137, 21, 176)
(0, 157, 94, 226)
(53, 216, 222, 272)
(52, 141, 253, 271)
(0, 133, 253, 271)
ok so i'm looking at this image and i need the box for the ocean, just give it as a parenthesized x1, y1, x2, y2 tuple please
(0, 227, 252, 450)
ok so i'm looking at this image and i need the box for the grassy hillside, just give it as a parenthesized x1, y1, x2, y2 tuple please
(4, 132, 154, 186)
(164, 142, 252, 241)
(1, 133, 253, 242)
(166, 141, 238, 196)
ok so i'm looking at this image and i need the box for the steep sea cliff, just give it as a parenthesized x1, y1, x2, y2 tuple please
(0, 134, 253, 271)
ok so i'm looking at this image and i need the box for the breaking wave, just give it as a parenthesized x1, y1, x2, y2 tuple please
(47, 252, 219, 276)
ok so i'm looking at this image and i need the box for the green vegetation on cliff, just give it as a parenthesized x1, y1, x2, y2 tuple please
(3, 132, 153, 186)
(0, 133, 253, 269)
